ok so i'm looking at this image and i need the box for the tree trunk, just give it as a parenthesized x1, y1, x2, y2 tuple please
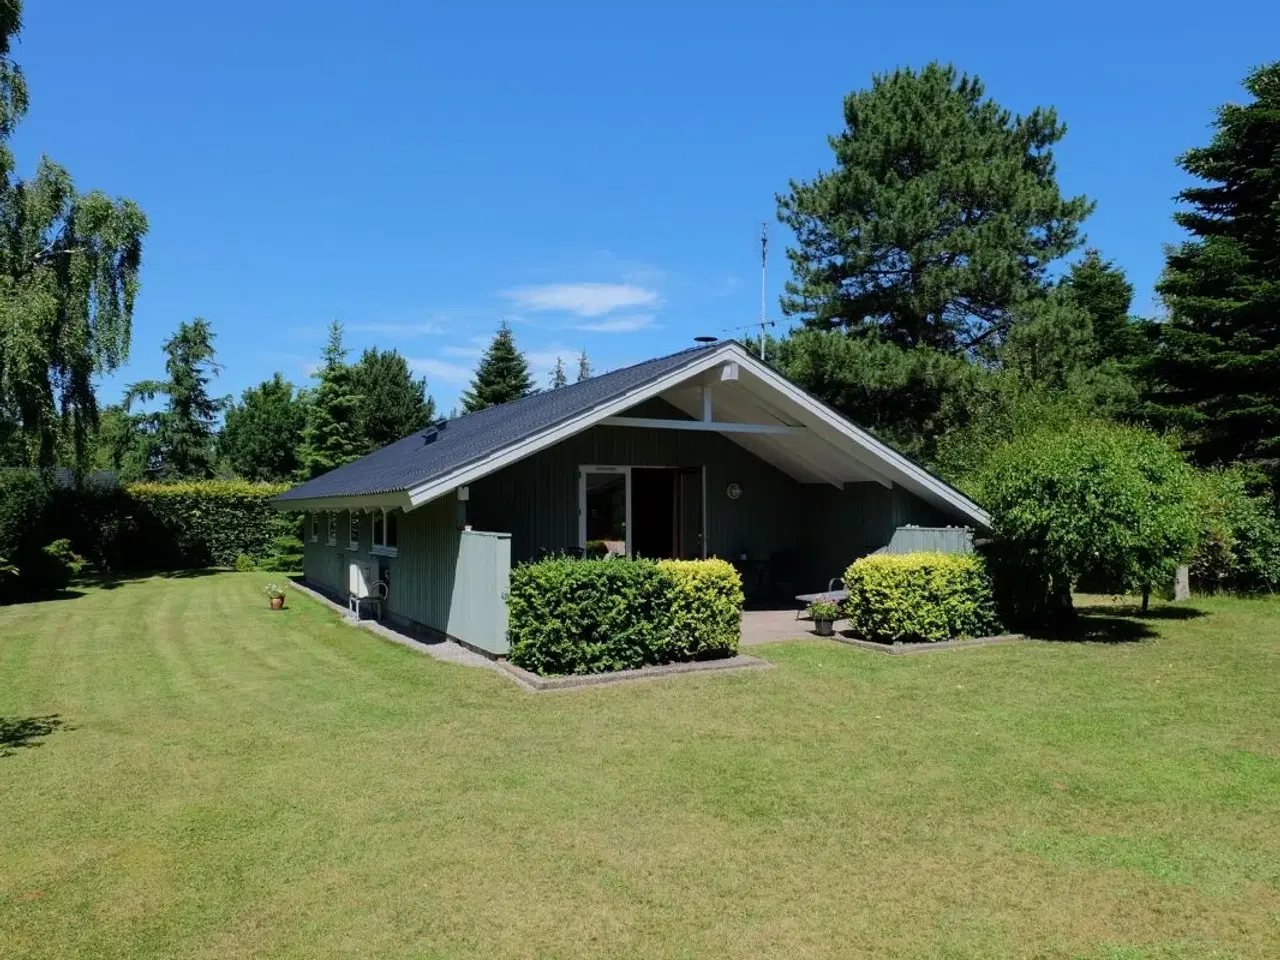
(1173, 565, 1191, 602)
(1141, 586, 1151, 613)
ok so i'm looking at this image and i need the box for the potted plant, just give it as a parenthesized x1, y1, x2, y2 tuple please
(264, 583, 287, 610)
(808, 599, 841, 637)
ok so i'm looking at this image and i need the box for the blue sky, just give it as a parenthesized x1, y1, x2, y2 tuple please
(11, 0, 1280, 413)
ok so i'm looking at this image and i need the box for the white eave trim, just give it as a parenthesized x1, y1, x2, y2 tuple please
(396, 341, 989, 529)
(270, 491, 413, 514)
(405, 347, 740, 508)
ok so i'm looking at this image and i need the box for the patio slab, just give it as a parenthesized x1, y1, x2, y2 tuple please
(740, 608, 823, 645)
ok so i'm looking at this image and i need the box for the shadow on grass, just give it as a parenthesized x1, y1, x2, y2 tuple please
(74, 568, 225, 591)
(0, 715, 67, 757)
(1030, 603, 1207, 644)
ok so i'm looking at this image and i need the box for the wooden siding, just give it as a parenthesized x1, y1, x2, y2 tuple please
(301, 500, 511, 655)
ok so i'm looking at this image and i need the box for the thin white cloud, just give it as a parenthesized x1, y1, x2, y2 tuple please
(408, 357, 473, 384)
(441, 344, 483, 359)
(348, 321, 443, 337)
(502, 282, 661, 317)
(573, 313, 656, 334)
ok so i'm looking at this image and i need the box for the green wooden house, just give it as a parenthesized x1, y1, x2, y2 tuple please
(275, 340, 989, 656)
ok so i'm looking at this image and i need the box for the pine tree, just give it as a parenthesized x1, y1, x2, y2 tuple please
(351, 347, 436, 450)
(460, 323, 535, 412)
(1147, 62, 1280, 475)
(124, 318, 225, 479)
(301, 321, 364, 477)
(576, 349, 592, 383)
(549, 357, 568, 389)
(778, 62, 1092, 351)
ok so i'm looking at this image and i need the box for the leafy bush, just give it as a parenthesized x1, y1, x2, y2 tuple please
(0, 471, 63, 602)
(974, 422, 1198, 627)
(843, 552, 998, 643)
(1191, 467, 1280, 594)
(657, 558, 743, 660)
(33, 539, 86, 594)
(234, 553, 257, 572)
(507, 557, 744, 675)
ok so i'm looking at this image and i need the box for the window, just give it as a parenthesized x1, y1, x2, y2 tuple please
(310, 512, 319, 543)
(349, 511, 360, 551)
(371, 507, 399, 557)
(327, 512, 337, 546)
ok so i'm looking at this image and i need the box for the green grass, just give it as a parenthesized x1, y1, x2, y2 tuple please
(2, 574, 1279, 959)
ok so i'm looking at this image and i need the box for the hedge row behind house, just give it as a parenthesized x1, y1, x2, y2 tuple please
(842, 552, 999, 643)
(50, 480, 298, 571)
(507, 557, 744, 676)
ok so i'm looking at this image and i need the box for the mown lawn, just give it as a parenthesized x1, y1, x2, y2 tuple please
(1, 574, 1278, 959)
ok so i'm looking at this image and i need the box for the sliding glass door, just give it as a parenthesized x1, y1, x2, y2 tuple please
(579, 466, 630, 557)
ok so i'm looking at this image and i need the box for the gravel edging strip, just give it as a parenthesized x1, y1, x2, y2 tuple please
(831, 632, 1025, 655)
(498, 655, 772, 692)
(288, 579, 772, 691)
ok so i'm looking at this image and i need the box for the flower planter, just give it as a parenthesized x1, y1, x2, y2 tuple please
(814, 618, 835, 637)
(269, 596, 285, 610)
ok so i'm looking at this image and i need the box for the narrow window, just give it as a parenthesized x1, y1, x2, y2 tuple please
(349, 512, 360, 551)
(310, 512, 319, 542)
(327, 512, 337, 546)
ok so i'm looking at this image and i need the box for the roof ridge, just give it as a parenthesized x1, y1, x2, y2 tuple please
(439, 339, 728, 429)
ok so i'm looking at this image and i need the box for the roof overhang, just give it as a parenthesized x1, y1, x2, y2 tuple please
(400, 342, 991, 529)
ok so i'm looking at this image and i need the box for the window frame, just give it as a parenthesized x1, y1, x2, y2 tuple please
(348, 511, 360, 551)
(326, 511, 338, 546)
(371, 507, 399, 558)
(310, 512, 319, 543)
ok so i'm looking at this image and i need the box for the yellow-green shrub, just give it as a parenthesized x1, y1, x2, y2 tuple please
(658, 558, 744, 660)
(843, 552, 998, 643)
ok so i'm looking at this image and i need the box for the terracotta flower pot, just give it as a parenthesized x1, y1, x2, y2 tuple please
(269, 596, 285, 610)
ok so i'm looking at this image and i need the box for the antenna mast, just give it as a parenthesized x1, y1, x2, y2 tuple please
(759, 222, 768, 360)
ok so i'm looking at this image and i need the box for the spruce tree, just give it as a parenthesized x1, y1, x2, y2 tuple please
(1148, 62, 1280, 474)
(1060, 250, 1149, 363)
(778, 62, 1092, 351)
(576, 349, 592, 382)
(549, 357, 568, 389)
(461, 323, 535, 412)
(124, 318, 225, 479)
(301, 321, 364, 477)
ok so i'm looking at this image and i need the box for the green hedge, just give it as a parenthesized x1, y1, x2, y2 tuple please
(659, 558, 743, 661)
(507, 557, 743, 676)
(48, 480, 298, 572)
(843, 552, 999, 643)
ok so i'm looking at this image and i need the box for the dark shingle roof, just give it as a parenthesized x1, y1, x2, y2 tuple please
(275, 342, 721, 503)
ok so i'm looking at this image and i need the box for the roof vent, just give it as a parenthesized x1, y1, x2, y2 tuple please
(422, 418, 448, 445)
(693, 336, 718, 344)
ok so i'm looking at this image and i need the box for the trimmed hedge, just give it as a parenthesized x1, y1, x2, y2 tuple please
(843, 552, 999, 643)
(47, 480, 297, 572)
(658, 558, 744, 661)
(507, 557, 743, 676)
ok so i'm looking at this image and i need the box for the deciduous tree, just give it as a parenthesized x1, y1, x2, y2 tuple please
(220, 373, 306, 481)
(0, 2, 147, 467)
(351, 347, 435, 450)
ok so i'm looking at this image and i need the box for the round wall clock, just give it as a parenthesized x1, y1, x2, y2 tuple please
(726, 482, 743, 500)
